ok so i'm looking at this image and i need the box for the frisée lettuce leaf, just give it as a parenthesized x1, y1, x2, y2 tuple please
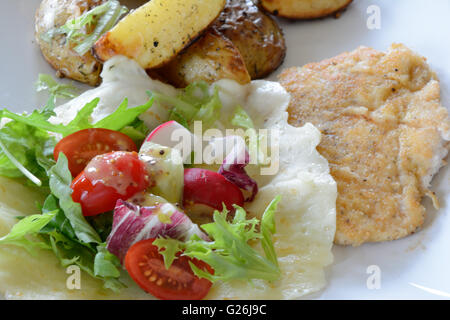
(154, 196, 281, 283)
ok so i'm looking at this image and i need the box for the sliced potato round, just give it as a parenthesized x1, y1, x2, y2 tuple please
(213, 0, 286, 79)
(35, 0, 105, 86)
(260, 0, 353, 19)
(93, 0, 226, 69)
(155, 29, 251, 88)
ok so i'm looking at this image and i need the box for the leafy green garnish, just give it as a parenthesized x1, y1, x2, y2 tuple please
(0, 138, 43, 186)
(0, 89, 156, 293)
(0, 93, 152, 188)
(48, 153, 101, 244)
(36, 74, 79, 101)
(40, 194, 77, 240)
(94, 243, 122, 279)
(93, 98, 153, 132)
(0, 156, 123, 291)
(1, 97, 153, 137)
(86, 212, 114, 242)
(149, 81, 222, 130)
(230, 105, 255, 130)
(154, 196, 281, 283)
(0, 211, 57, 253)
(40, 182, 123, 291)
(47, 232, 125, 292)
(42, 0, 128, 56)
(259, 196, 281, 268)
(0, 94, 152, 188)
(0, 105, 57, 186)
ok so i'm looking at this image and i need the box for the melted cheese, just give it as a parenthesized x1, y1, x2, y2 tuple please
(206, 80, 337, 299)
(0, 57, 336, 299)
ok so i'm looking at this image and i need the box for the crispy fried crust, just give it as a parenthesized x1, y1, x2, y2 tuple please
(35, 0, 105, 86)
(260, 0, 353, 19)
(212, 0, 286, 79)
(279, 44, 450, 245)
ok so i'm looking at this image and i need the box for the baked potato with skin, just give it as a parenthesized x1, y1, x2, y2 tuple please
(35, 0, 106, 86)
(212, 0, 286, 79)
(154, 29, 251, 88)
(93, 0, 226, 69)
(260, 0, 353, 19)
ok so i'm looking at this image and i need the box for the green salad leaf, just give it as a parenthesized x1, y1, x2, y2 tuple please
(36, 74, 79, 101)
(47, 231, 125, 292)
(0, 107, 57, 187)
(0, 138, 43, 186)
(149, 81, 222, 130)
(0, 84, 158, 293)
(230, 105, 255, 130)
(259, 196, 281, 268)
(93, 98, 154, 132)
(40, 194, 77, 240)
(1, 97, 154, 138)
(154, 196, 282, 283)
(0, 155, 123, 291)
(42, 0, 128, 56)
(0, 211, 57, 253)
(94, 243, 122, 278)
(0, 92, 153, 187)
(48, 153, 101, 244)
(40, 179, 123, 291)
(86, 212, 114, 242)
(119, 122, 148, 145)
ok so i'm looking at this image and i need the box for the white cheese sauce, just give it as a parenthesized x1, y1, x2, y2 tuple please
(50, 56, 178, 130)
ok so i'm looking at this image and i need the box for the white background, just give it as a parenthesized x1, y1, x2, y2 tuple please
(0, 0, 449, 299)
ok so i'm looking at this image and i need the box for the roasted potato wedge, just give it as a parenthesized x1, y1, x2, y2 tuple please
(154, 30, 251, 88)
(213, 0, 286, 79)
(260, 0, 353, 19)
(93, 0, 226, 69)
(35, 0, 106, 86)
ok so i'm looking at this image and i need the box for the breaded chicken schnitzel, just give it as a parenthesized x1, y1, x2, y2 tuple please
(279, 44, 450, 246)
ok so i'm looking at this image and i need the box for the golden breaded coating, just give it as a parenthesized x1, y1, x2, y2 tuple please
(279, 44, 450, 245)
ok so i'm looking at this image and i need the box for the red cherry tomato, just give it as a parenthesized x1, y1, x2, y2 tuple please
(54, 128, 137, 177)
(124, 239, 213, 300)
(71, 151, 149, 216)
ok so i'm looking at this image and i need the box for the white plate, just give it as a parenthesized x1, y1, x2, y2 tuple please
(1, 0, 449, 299)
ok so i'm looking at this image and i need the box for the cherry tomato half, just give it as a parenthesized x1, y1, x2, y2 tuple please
(124, 239, 213, 300)
(71, 151, 150, 216)
(54, 128, 137, 177)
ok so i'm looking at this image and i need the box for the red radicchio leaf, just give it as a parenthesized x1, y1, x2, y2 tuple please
(218, 141, 258, 202)
(106, 200, 208, 263)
